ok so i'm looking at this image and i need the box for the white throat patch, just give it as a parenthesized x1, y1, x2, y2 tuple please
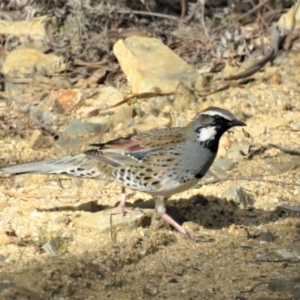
(197, 126, 217, 142)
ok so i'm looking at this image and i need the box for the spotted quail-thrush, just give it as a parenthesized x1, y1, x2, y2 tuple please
(1, 107, 246, 241)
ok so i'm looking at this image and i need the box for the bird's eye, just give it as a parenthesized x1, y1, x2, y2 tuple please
(214, 115, 226, 124)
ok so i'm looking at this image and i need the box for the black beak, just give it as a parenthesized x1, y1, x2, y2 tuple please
(231, 119, 246, 127)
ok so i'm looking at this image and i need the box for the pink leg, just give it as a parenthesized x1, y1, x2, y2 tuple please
(109, 187, 143, 216)
(116, 187, 127, 211)
(160, 213, 214, 242)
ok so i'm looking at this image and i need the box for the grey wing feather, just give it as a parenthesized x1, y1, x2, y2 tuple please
(125, 150, 152, 161)
(84, 150, 137, 167)
(1, 154, 111, 179)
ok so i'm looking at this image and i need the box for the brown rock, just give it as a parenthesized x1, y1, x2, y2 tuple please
(72, 209, 153, 233)
(89, 86, 125, 109)
(113, 36, 199, 93)
(269, 74, 282, 85)
(28, 129, 54, 150)
(2, 47, 66, 77)
(223, 185, 255, 209)
(86, 66, 107, 85)
(80, 86, 133, 126)
(173, 83, 196, 111)
(50, 89, 82, 113)
(278, 2, 300, 30)
(29, 130, 44, 149)
(134, 114, 171, 132)
(0, 16, 49, 45)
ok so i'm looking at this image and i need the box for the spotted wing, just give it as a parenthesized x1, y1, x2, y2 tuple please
(84, 127, 185, 166)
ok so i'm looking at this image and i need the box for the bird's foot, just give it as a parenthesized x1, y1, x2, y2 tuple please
(108, 203, 144, 216)
(160, 212, 214, 243)
(106, 186, 143, 216)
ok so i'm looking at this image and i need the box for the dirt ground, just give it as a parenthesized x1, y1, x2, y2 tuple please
(0, 3, 300, 298)
(1, 56, 300, 299)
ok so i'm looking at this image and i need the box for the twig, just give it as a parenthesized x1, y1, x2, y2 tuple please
(277, 205, 300, 213)
(118, 8, 180, 21)
(73, 58, 110, 68)
(3, 77, 33, 84)
(180, 0, 187, 19)
(5, 228, 27, 246)
(200, 0, 210, 41)
(110, 211, 117, 244)
(67, 90, 99, 114)
(268, 143, 300, 156)
(86, 91, 174, 117)
(232, 0, 268, 23)
(197, 78, 255, 96)
(223, 49, 275, 81)
(253, 259, 300, 263)
(199, 176, 300, 188)
(212, 0, 269, 34)
(240, 226, 259, 239)
(240, 282, 269, 294)
(0, 188, 112, 199)
(0, 188, 43, 199)
(224, 22, 286, 81)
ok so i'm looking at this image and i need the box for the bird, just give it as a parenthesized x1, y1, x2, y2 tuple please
(1, 107, 246, 242)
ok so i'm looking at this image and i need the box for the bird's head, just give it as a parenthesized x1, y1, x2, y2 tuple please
(186, 107, 246, 146)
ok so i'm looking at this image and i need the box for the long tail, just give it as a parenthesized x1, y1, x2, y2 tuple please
(1, 154, 113, 180)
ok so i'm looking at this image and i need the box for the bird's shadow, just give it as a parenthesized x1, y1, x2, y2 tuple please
(169, 195, 265, 230)
(36, 193, 298, 231)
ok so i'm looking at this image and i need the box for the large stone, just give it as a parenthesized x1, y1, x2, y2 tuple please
(55, 118, 104, 150)
(78, 86, 133, 126)
(225, 143, 245, 161)
(134, 114, 171, 132)
(49, 89, 82, 113)
(172, 83, 196, 111)
(278, 2, 300, 30)
(213, 158, 236, 172)
(269, 161, 300, 175)
(72, 209, 154, 233)
(113, 36, 199, 93)
(223, 185, 255, 209)
(268, 277, 293, 292)
(2, 47, 66, 77)
(0, 16, 49, 44)
(28, 129, 44, 149)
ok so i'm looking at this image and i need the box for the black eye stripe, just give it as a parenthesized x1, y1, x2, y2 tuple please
(214, 115, 228, 123)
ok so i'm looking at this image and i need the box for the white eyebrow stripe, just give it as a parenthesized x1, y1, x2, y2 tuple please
(201, 110, 232, 120)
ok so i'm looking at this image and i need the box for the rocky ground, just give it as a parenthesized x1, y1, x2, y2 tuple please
(1, 72, 300, 299)
(0, 2, 300, 300)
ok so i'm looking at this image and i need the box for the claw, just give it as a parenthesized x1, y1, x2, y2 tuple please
(107, 187, 143, 216)
(108, 204, 144, 216)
